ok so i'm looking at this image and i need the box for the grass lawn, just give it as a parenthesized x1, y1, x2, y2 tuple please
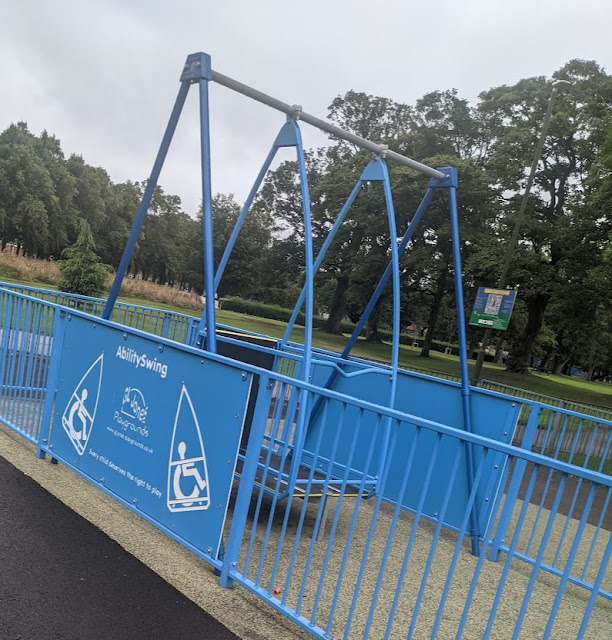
(172, 305, 612, 411)
(555, 451, 612, 476)
(3, 279, 612, 411)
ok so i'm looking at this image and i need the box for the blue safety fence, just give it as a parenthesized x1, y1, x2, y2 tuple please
(481, 379, 612, 423)
(0, 287, 609, 639)
(0, 288, 56, 443)
(224, 369, 611, 639)
(0, 281, 195, 345)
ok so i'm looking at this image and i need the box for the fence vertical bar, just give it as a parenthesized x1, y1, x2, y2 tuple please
(37, 308, 64, 458)
(0, 295, 14, 416)
(219, 372, 272, 588)
(22, 301, 40, 437)
(511, 472, 568, 638)
(577, 530, 612, 639)
(490, 403, 542, 561)
(542, 483, 597, 639)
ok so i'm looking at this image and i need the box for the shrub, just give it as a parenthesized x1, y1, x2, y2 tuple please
(0, 252, 60, 284)
(58, 220, 111, 298)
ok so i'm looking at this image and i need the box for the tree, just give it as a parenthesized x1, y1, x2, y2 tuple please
(477, 61, 612, 373)
(0, 123, 54, 255)
(58, 219, 111, 297)
(0, 123, 78, 258)
(212, 194, 273, 299)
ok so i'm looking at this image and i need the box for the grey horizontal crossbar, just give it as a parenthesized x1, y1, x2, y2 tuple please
(211, 70, 445, 180)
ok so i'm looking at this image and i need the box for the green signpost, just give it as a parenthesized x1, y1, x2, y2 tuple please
(469, 287, 517, 331)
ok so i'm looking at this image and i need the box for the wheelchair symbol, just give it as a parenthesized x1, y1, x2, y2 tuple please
(167, 385, 210, 512)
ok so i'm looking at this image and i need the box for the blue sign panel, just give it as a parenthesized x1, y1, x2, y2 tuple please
(306, 362, 520, 536)
(49, 314, 252, 558)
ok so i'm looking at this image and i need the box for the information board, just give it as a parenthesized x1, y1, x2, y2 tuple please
(48, 314, 252, 558)
(469, 287, 517, 330)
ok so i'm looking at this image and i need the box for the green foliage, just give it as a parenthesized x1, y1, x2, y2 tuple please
(58, 220, 111, 297)
(1, 58, 611, 380)
(219, 297, 355, 332)
(0, 263, 21, 280)
(219, 297, 460, 352)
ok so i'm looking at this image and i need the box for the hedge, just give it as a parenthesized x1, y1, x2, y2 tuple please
(220, 297, 352, 330)
(219, 297, 494, 360)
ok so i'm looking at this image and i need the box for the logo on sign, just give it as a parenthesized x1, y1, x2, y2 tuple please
(167, 385, 210, 512)
(121, 387, 148, 423)
(113, 386, 149, 438)
(61, 354, 103, 456)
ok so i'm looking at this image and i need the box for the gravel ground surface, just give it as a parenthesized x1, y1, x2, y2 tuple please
(1, 422, 609, 639)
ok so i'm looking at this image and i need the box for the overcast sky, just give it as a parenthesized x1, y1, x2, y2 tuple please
(2, 1, 611, 216)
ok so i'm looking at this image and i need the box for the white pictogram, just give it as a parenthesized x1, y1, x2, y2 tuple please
(61, 354, 103, 455)
(120, 387, 148, 423)
(167, 385, 210, 512)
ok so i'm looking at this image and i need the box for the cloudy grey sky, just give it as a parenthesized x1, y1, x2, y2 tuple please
(2, 1, 611, 216)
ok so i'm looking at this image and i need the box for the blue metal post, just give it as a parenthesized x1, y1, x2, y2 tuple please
(281, 159, 383, 347)
(102, 79, 191, 320)
(293, 122, 314, 379)
(366, 161, 403, 490)
(213, 145, 278, 292)
(220, 373, 273, 588)
(380, 160, 400, 400)
(194, 54, 217, 353)
(37, 310, 66, 458)
(339, 186, 436, 362)
(446, 168, 480, 555)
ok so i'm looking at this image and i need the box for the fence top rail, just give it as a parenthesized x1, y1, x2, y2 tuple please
(529, 402, 612, 428)
(0, 282, 197, 325)
(210, 68, 446, 181)
(0, 286, 60, 310)
(481, 378, 612, 422)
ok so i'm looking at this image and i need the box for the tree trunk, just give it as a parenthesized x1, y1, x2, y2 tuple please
(365, 302, 382, 343)
(324, 274, 350, 334)
(420, 260, 450, 358)
(505, 293, 550, 374)
(494, 338, 506, 364)
(467, 332, 479, 360)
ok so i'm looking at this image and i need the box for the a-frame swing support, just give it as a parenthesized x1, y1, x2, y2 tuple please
(102, 51, 481, 555)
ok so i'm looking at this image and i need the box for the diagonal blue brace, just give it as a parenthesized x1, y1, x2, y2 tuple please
(311, 183, 437, 407)
(103, 51, 218, 344)
(199, 118, 304, 348)
(280, 156, 388, 347)
(209, 119, 301, 320)
(102, 73, 192, 320)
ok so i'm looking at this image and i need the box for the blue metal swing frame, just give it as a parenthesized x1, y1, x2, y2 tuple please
(102, 50, 481, 553)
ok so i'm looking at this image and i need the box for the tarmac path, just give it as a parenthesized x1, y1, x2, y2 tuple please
(0, 456, 240, 640)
